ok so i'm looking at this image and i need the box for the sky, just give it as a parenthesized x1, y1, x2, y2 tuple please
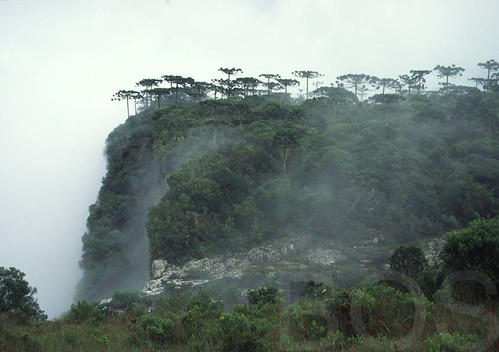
(0, 0, 498, 318)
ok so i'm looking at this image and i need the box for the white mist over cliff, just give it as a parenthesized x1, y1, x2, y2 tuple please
(1, 0, 498, 318)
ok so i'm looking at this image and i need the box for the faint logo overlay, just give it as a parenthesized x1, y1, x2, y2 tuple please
(283, 269, 498, 350)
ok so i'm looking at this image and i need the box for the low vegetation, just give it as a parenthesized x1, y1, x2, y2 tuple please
(1, 219, 497, 351)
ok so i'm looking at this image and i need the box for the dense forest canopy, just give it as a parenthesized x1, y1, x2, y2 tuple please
(76, 60, 499, 302)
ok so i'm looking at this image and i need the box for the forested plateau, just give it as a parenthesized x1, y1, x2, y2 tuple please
(77, 85, 499, 303)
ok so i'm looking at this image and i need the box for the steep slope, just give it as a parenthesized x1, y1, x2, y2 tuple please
(77, 91, 499, 302)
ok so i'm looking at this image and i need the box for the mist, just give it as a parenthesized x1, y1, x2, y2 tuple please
(1, 0, 498, 318)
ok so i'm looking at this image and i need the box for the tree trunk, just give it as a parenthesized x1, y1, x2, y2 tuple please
(126, 97, 130, 118)
(306, 77, 309, 100)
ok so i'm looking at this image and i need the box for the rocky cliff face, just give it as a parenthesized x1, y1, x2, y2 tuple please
(141, 234, 395, 303)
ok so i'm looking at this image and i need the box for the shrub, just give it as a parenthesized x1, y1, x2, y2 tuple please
(440, 218, 499, 302)
(131, 314, 177, 348)
(217, 311, 273, 352)
(423, 332, 481, 352)
(286, 300, 329, 340)
(107, 290, 152, 313)
(389, 245, 428, 279)
(327, 284, 431, 339)
(440, 218, 498, 282)
(65, 301, 106, 323)
(247, 285, 280, 306)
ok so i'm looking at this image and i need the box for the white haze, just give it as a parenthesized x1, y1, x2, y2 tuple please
(0, 0, 498, 318)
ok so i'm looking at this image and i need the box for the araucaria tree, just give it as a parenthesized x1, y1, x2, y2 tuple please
(188, 81, 212, 102)
(478, 59, 499, 80)
(276, 78, 300, 96)
(135, 78, 162, 107)
(162, 75, 195, 104)
(399, 74, 419, 95)
(336, 74, 374, 100)
(259, 73, 281, 95)
(475, 59, 499, 92)
(371, 77, 400, 95)
(218, 67, 243, 98)
(111, 90, 141, 118)
(292, 70, 323, 100)
(433, 64, 465, 95)
(235, 77, 261, 97)
(145, 87, 171, 109)
(409, 70, 431, 94)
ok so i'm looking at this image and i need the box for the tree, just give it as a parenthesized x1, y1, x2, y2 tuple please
(292, 70, 323, 100)
(371, 77, 400, 95)
(235, 77, 261, 97)
(145, 88, 171, 109)
(259, 73, 281, 95)
(273, 121, 304, 176)
(399, 74, 419, 95)
(135, 78, 162, 107)
(440, 218, 498, 283)
(312, 86, 358, 105)
(389, 246, 428, 279)
(187, 81, 212, 102)
(475, 59, 499, 92)
(0, 267, 46, 320)
(433, 64, 465, 95)
(336, 73, 374, 99)
(477, 59, 499, 81)
(276, 78, 300, 96)
(409, 70, 431, 94)
(357, 84, 371, 101)
(162, 75, 195, 104)
(111, 90, 142, 118)
(219, 67, 243, 81)
(218, 67, 243, 98)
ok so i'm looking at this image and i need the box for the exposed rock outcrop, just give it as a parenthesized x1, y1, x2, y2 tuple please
(142, 234, 352, 298)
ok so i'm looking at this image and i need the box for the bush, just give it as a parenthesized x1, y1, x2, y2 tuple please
(65, 301, 106, 323)
(440, 218, 499, 302)
(131, 314, 177, 348)
(327, 284, 431, 339)
(286, 300, 329, 340)
(217, 311, 273, 352)
(107, 290, 152, 313)
(423, 332, 481, 352)
(247, 285, 281, 306)
(440, 218, 499, 281)
(182, 291, 223, 350)
(389, 245, 428, 280)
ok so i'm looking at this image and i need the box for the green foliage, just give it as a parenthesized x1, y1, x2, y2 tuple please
(327, 283, 432, 338)
(0, 267, 46, 321)
(423, 332, 481, 352)
(131, 314, 177, 347)
(65, 300, 106, 323)
(389, 245, 428, 279)
(77, 111, 157, 302)
(107, 290, 152, 313)
(2, 276, 499, 351)
(217, 310, 273, 352)
(440, 218, 499, 282)
(247, 285, 280, 306)
(79, 88, 499, 303)
(286, 299, 330, 340)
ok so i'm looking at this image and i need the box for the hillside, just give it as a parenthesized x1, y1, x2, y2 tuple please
(76, 89, 499, 302)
